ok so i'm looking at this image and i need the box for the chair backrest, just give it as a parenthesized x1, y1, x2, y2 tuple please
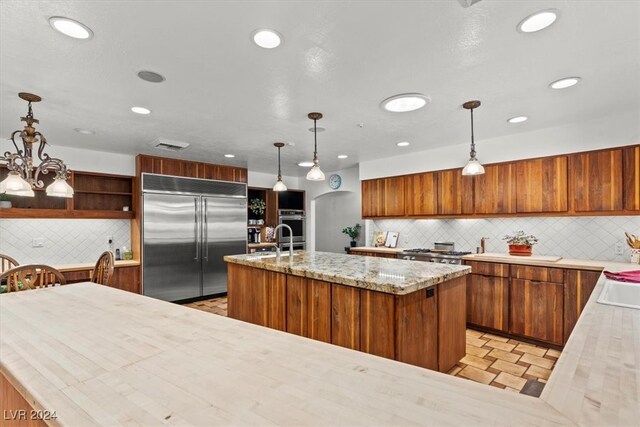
(0, 264, 66, 293)
(0, 254, 19, 274)
(91, 251, 115, 285)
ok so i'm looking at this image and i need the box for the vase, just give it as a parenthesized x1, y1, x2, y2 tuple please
(631, 249, 640, 265)
(350, 241, 357, 248)
(508, 244, 532, 256)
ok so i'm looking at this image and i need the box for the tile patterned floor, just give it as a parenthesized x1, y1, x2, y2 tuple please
(183, 297, 558, 396)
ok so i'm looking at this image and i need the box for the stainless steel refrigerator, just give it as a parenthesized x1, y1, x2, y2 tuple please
(142, 173, 246, 302)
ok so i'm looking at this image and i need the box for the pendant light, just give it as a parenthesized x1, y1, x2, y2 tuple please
(272, 142, 287, 192)
(306, 112, 325, 181)
(461, 100, 485, 176)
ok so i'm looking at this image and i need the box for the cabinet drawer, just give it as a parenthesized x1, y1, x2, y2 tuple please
(511, 265, 564, 283)
(465, 261, 509, 278)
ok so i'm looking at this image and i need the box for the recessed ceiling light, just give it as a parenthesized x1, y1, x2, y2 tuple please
(49, 16, 93, 39)
(337, 154, 348, 159)
(252, 29, 283, 49)
(224, 154, 235, 158)
(298, 161, 314, 167)
(397, 141, 410, 147)
(507, 116, 528, 124)
(131, 106, 151, 115)
(549, 77, 582, 89)
(381, 93, 430, 113)
(137, 70, 165, 83)
(517, 9, 559, 33)
(74, 128, 95, 135)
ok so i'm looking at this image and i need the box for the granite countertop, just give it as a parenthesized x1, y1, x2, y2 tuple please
(224, 251, 470, 295)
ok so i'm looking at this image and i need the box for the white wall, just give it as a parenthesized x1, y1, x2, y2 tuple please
(360, 110, 640, 179)
(314, 191, 363, 253)
(247, 170, 300, 189)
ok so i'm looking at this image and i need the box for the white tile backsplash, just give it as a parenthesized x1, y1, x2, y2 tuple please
(367, 216, 640, 262)
(0, 219, 131, 264)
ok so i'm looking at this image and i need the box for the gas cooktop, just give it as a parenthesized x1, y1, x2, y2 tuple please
(401, 248, 472, 256)
(398, 248, 472, 265)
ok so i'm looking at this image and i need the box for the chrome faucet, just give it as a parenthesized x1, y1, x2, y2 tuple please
(273, 224, 294, 261)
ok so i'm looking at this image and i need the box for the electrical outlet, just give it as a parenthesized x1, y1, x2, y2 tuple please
(615, 242, 624, 255)
(108, 235, 114, 244)
(31, 238, 44, 248)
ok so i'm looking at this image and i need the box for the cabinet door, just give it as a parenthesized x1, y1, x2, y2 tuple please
(111, 266, 141, 294)
(137, 155, 162, 174)
(361, 179, 383, 217)
(572, 149, 623, 212)
(331, 284, 360, 350)
(473, 163, 517, 214)
(361, 290, 395, 359)
(564, 269, 601, 342)
(516, 156, 568, 213)
(382, 176, 405, 217)
(405, 172, 437, 216)
(510, 278, 563, 345)
(466, 274, 509, 332)
(160, 158, 187, 177)
(623, 145, 640, 211)
(437, 169, 474, 215)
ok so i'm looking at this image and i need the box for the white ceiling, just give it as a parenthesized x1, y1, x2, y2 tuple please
(1, 0, 639, 176)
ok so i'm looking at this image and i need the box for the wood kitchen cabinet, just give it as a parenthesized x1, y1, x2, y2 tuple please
(437, 169, 474, 215)
(286, 276, 331, 343)
(623, 145, 640, 211)
(564, 269, 601, 342)
(136, 154, 247, 183)
(516, 156, 568, 213)
(331, 284, 361, 350)
(465, 261, 509, 332)
(510, 278, 564, 346)
(473, 163, 517, 214)
(348, 250, 397, 258)
(404, 172, 437, 216)
(361, 176, 404, 218)
(571, 148, 623, 212)
(361, 179, 384, 217)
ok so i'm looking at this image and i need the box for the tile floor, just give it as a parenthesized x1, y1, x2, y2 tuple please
(184, 296, 558, 397)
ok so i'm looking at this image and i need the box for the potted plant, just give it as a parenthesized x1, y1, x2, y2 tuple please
(342, 223, 362, 247)
(248, 198, 266, 216)
(503, 230, 538, 256)
(0, 192, 11, 209)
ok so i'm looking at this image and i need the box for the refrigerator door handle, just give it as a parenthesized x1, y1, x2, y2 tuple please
(194, 197, 200, 261)
(204, 198, 209, 261)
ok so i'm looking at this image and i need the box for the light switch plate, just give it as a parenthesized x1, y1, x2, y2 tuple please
(31, 237, 45, 248)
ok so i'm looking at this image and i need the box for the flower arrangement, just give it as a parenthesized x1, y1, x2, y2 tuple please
(503, 230, 538, 256)
(248, 198, 266, 216)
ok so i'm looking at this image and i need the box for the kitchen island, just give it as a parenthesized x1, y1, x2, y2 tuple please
(224, 251, 470, 372)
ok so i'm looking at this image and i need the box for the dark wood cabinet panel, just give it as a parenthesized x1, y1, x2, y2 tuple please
(383, 176, 405, 217)
(516, 156, 568, 213)
(473, 163, 517, 214)
(136, 155, 247, 183)
(405, 172, 437, 216)
(110, 266, 141, 294)
(571, 149, 623, 212)
(466, 274, 509, 332)
(623, 145, 640, 211)
(349, 250, 397, 259)
(331, 284, 360, 350)
(360, 290, 395, 359)
(361, 179, 383, 217)
(437, 169, 474, 215)
(395, 287, 438, 371)
(266, 271, 287, 331)
(438, 276, 466, 372)
(227, 264, 285, 329)
(511, 265, 564, 284)
(465, 261, 509, 278)
(564, 269, 601, 342)
(286, 275, 308, 337)
(361, 177, 404, 218)
(510, 278, 564, 345)
(307, 279, 332, 343)
(160, 158, 187, 177)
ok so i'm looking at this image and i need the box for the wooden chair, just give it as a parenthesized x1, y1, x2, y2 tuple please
(91, 251, 115, 286)
(0, 264, 66, 293)
(0, 254, 19, 274)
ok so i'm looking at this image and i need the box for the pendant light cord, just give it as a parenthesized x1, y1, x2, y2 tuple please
(277, 145, 282, 180)
(313, 118, 318, 161)
(469, 107, 476, 158)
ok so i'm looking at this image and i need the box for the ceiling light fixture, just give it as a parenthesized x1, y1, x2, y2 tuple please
(224, 154, 235, 158)
(306, 112, 325, 181)
(74, 128, 95, 135)
(461, 100, 485, 176)
(137, 70, 165, 83)
(0, 93, 73, 198)
(507, 116, 528, 124)
(49, 16, 94, 39)
(252, 29, 283, 49)
(381, 93, 430, 113)
(549, 77, 581, 89)
(517, 9, 558, 33)
(298, 161, 314, 167)
(273, 142, 287, 192)
(131, 106, 151, 115)
(337, 154, 348, 159)
(397, 141, 410, 147)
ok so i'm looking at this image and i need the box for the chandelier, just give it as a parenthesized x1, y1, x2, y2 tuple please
(0, 93, 73, 198)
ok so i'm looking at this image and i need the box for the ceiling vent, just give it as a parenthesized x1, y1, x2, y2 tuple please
(152, 138, 190, 152)
(458, 0, 483, 7)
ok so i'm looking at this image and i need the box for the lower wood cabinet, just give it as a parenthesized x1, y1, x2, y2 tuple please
(564, 269, 601, 343)
(286, 276, 331, 342)
(466, 274, 509, 332)
(62, 265, 141, 294)
(509, 278, 564, 346)
(348, 250, 397, 259)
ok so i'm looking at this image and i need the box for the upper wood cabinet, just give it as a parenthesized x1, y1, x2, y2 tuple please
(571, 149, 623, 212)
(437, 169, 474, 215)
(405, 172, 437, 216)
(473, 163, 517, 214)
(516, 156, 568, 213)
(361, 176, 404, 218)
(136, 154, 247, 183)
(623, 145, 640, 211)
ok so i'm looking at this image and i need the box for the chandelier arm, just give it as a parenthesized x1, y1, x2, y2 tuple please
(9, 130, 25, 156)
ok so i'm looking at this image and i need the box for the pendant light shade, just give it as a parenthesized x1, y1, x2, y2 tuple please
(46, 176, 75, 198)
(461, 100, 485, 176)
(272, 142, 287, 192)
(306, 112, 325, 181)
(0, 171, 34, 196)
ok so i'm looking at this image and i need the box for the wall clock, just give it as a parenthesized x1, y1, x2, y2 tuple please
(328, 174, 342, 190)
